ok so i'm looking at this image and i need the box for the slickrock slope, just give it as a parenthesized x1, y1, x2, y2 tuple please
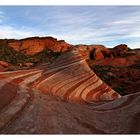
(0, 49, 140, 134)
(35, 49, 120, 102)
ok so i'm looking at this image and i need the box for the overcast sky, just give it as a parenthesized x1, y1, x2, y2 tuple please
(0, 6, 140, 48)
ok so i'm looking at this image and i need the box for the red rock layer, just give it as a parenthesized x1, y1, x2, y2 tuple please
(75, 44, 108, 60)
(35, 49, 120, 102)
(8, 37, 71, 55)
(0, 49, 140, 134)
(0, 61, 10, 72)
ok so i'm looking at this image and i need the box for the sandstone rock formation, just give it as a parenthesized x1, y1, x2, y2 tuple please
(112, 44, 129, 57)
(0, 65, 6, 72)
(78, 44, 140, 67)
(35, 49, 120, 102)
(7, 37, 71, 55)
(0, 37, 140, 134)
(0, 37, 138, 68)
(0, 49, 140, 134)
(0, 61, 10, 72)
(75, 44, 108, 60)
(0, 61, 9, 68)
(75, 44, 131, 61)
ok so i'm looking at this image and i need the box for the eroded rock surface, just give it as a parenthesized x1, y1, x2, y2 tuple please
(7, 37, 71, 55)
(0, 49, 140, 134)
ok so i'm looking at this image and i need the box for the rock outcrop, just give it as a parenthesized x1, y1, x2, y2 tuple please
(0, 61, 10, 72)
(35, 49, 120, 102)
(76, 44, 130, 61)
(112, 44, 129, 57)
(0, 37, 138, 68)
(0, 49, 140, 134)
(77, 44, 140, 67)
(0, 38, 140, 134)
(7, 37, 71, 55)
(0, 49, 123, 134)
(75, 44, 109, 60)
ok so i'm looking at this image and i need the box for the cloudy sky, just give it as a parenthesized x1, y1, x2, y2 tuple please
(0, 6, 140, 48)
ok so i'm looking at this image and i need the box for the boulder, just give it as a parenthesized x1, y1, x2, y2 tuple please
(0, 61, 9, 68)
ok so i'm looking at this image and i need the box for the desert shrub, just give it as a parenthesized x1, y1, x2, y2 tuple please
(0, 40, 60, 65)
(122, 52, 135, 57)
(92, 65, 113, 74)
(128, 60, 140, 69)
(0, 41, 29, 65)
(113, 85, 127, 96)
(31, 49, 61, 64)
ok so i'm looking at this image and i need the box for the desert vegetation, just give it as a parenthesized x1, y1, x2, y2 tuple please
(0, 39, 60, 67)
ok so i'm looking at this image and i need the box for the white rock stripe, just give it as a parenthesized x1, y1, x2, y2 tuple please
(54, 74, 93, 97)
(0, 70, 42, 130)
(0, 70, 42, 90)
(0, 88, 30, 130)
(68, 74, 98, 101)
(0, 49, 122, 132)
(80, 79, 103, 101)
(36, 50, 121, 102)
(17, 72, 42, 94)
(37, 60, 85, 87)
(0, 68, 40, 75)
(50, 72, 92, 94)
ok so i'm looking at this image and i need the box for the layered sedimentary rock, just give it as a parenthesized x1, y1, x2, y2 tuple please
(0, 49, 140, 134)
(35, 49, 120, 102)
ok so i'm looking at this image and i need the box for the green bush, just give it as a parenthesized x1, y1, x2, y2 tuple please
(0, 40, 61, 66)
(0, 40, 28, 65)
(113, 85, 127, 96)
(30, 49, 61, 64)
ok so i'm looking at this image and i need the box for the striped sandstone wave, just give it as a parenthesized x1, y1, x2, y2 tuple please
(0, 49, 140, 134)
(36, 49, 121, 102)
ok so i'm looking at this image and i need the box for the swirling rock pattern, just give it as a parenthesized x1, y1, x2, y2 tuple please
(0, 49, 140, 134)
(35, 50, 121, 102)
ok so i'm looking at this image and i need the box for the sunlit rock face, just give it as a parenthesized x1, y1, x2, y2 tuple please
(75, 44, 108, 60)
(35, 49, 120, 102)
(8, 37, 71, 55)
(75, 44, 130, 61)
(76, 44, 140, 67)
(0, 49, 140, 134)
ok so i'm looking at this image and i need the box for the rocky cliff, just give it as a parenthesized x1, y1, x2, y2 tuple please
(1, 37, 139, 67)
(75, 44, 131, 61)
(2, 37, 71, 56)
